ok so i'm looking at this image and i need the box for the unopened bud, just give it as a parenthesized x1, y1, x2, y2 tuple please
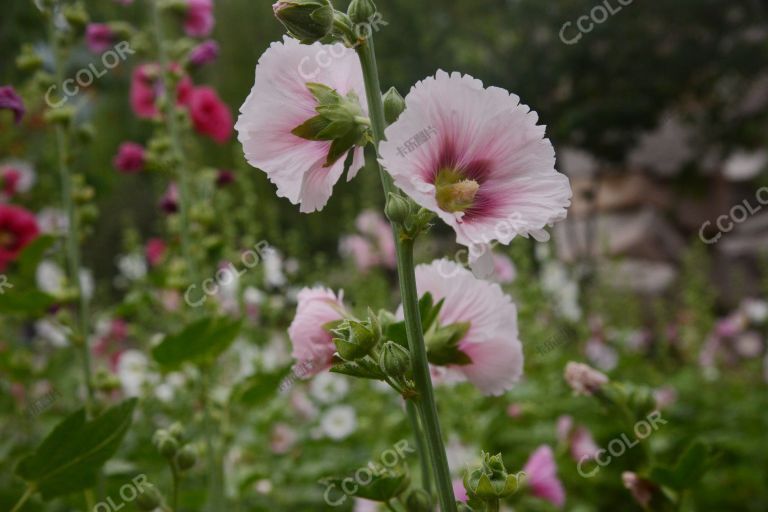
(383, 87, 405, 125)
(405, 489, 432, 512)
(379, 341, 411, 378)
(385, 193, 410, 225)
(175, 445, 197, 471)
(273, 0, 335, 44)
(347, 0, 377, 26)
(135, 483, 163, 510)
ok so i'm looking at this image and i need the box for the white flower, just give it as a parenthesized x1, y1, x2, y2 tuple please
(36, 208, 69, 235)
(117, 350, 149, 397)
(741, 298, 768, 324)
(541, 261, 581, 321)
(310, 372, 350, 404)
(723, 150, 768, 181)
(35, 319, 69, 347)
(117, 253, 147, 281)
(36, 260, 93, 300)
(262, 247, 286, 288)
(243, 286, 265, 306)
(320, 405, 357, 440)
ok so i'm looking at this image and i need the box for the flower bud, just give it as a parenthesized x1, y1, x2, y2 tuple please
(405, 489, 432, 512)
(175, 445, 197, 471)
(333, 318, 378, 361)
(135, 483, 164, 511)
(153, 430, 179, 458)
(379, 341, 411, 378)
(43, 106, 75, 126)
(383, 87, 405, 125)
(385, 193, 410, 225)
(62, 2, 89, 30)
(168, 421, 186, 442)
(347, 0, 376, 26)
(273, 0, 335, 44)
(564, 361, 608, 396)
(464, 452, 523, 501)
(16, 45, 43, 72)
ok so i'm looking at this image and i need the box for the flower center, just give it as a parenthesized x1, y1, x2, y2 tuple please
(0, 230, 16, 250)
(434, 168, 479, 213)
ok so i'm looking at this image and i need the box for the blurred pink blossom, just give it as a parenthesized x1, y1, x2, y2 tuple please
(523, 445, 565, 508)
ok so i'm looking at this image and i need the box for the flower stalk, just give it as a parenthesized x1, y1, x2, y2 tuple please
(354, 32, 458, 512)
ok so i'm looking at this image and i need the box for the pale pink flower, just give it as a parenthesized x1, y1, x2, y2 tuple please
(355, 210, 395, 268)
(270, 423, 297, 454)
(412, 259, 523, 396)
(523, 445, 565, 508)
(339, 235, 378, 272)
(287, 286, 347, 375)
(569, 426, 599, 462)
(622, 471, 653, 508)
(555, 415, 573, 444)
(452, 478, 468, 502)
(493, 253, 516, 283)
(235, 36, 366, 213)
(379, 70, 571, 247)
(564, 361, 608, 396)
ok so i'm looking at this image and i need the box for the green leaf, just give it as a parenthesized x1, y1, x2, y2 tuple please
(649, 441, 711, 490)
(152, 316, 242, 369)
(321, 470, 409, 502)
(426, 322, 472, 366)
(291, 115, 332, 141)
(306, 82, 341, 105)
(234, 368, 292, 406)
(0, 289, 54, 315)
(385, 321, 408, 349)
(330, 359, 384, 380)
(17, 235, 56, 283)
(15, 399, 137, 500)
(418, 293, 444, 332)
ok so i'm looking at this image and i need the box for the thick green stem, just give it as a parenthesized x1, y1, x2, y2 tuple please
(170, 462, 180, 511)
(150, 0, 199, 286)
(355, 38, 457, 512)
(49, 2, 94, 416)
(406, 388, 432, 494)
(199, 367, 224, 511)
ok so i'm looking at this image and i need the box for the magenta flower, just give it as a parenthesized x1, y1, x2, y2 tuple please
(215, 169, 234, 187)
(189, 40, 219, 67)
(0, 86, 25, 125)
(184, 0, 214, 37)
(85, 23, 114, 53)
(379, 71, 571, 248)
(288, 287, 348, 376)
(0, 204, 39, 271)
(130, 64, 194, 119)
(235, 37, 367, 213)
(523, 445, 565, 508)
(145, 238, 167, 267)
(412, 259, 523, 396)
(113, 142, 146, 173)
(159, 183, 179, 214)
(188, 86, 232, 143)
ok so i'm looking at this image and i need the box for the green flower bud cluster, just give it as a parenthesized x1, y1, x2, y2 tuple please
(291, 82, 372, 168)
(153, 422, 197, 472)
(464, 452, 525, 507)
(385, 193, 434, 240)
(273, 0, 335, 44)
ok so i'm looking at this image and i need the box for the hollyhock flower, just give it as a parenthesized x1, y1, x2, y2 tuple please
(339, 235, 378, 272)
(653, 386, 677, 410)
(412, 259, 523, 396)
(523, 445, 565, 508)
(262, 247, 287, 288)
(117, 253, 147, 281)
(1, 160, 36, 200)
(741, 298, 768, 323)
(564, 362, 608, 396)
(622, 472, 654, 508)
(85, 23, 114, 53)
(188, 86, 232, 143)
(235, 36, 367, 213)
(309, 372, 349, 404)
(160, 183, 179, 213)
(0, 204, 39, 271)
(116, 349, 149, 397)
(184, 0, 215, 37)
(216, 169, 234, 187)
(355, 209, 396, 268)
(130, 64, 194, 119)
(145, 238, 167, 266)
(453, 479, 468, 502)
(570, 426, 599, 462)
(556, 415, 574, 444)
(36, 260, 94, 299)
(37, 208, 68, 234)
(379, 71, 571, 248)
(0, 86, 25, 124)
(270, 423, 298, 454)
(287, 286, 347, 376)
(113, 142, 146, 173)
(189, 40, 219, 67)
(493, 253, 516, 283)
(320, 405, 357, 440)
